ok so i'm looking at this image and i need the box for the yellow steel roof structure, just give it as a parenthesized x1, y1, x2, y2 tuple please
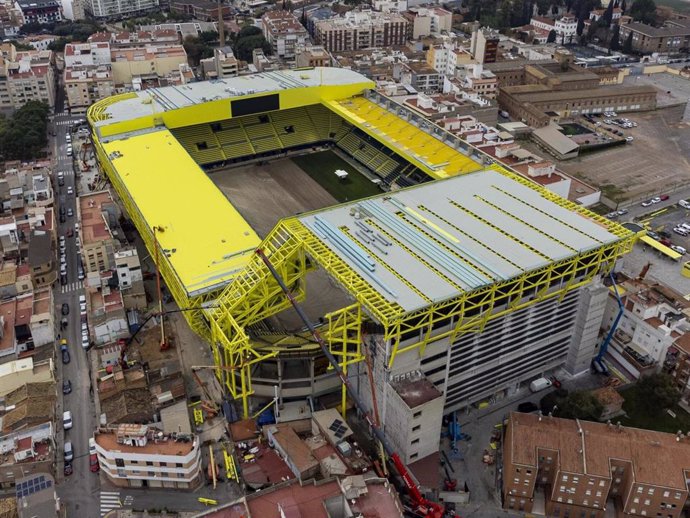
(100, 129, 260, 297)
(639, 235, 682, 261)
(327, 96, 484, 179)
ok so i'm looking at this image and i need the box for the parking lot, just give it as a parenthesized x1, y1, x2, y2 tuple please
(556, 108, 690, 203)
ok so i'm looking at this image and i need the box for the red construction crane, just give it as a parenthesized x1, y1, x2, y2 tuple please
(256, 249, 445, 518)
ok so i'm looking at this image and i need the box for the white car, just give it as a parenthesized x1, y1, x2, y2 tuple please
(63, 410, 73, 430)
(671, 245, 687, 255)
(673, 227, 689, 236)
(679, 200, 690, 210)
(81, 335, 89, 349)
(625, 136, 634, 142)
(64, 441, 73, 462)
(641, 200, 654, 207)
(651, 197, 662, 204)
(67, 186, 73, 195)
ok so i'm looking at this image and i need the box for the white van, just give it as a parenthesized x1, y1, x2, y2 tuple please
(679, 200, 690, 210)
(529, 377, 553, 393)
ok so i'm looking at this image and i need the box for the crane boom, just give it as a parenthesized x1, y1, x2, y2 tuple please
(255, 249, 444, 518)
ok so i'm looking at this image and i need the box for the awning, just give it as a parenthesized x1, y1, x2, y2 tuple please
(639, 235, 682, 261)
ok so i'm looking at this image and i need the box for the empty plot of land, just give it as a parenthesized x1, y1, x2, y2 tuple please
(555, 109, 690, 202)
(209, 156, 338, 237)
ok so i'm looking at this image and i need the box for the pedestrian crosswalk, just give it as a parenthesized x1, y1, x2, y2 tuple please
(60, 281, 83, 294)
(100, 491, 121, 517)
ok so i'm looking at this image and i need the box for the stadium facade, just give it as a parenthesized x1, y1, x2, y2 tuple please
(88, 68, 635, 462)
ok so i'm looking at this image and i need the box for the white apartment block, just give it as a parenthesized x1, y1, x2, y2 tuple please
(407, 6, 452, 39)
(530, 15, 578, 43)
(0, 45, 55, 112)
(94, 424, 203, 489)
(261, 10, 309, 59)
(85, 0, 159, 20)
(315, 10, 408, 52)
(372, 0, 407, 12)
(64, 42, 111, 67)
(114, 247, 142, 290)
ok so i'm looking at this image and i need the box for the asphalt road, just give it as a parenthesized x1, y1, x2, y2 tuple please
(52, 96, 101, 516)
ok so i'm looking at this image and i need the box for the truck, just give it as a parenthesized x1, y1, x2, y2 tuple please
(529, 377, 553, 393)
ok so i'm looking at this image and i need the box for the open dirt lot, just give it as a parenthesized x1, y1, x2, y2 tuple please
(554, 108, 690, 203)
(208, 156, 338, 237)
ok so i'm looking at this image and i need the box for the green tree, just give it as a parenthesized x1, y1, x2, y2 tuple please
(609, 23, 621, 49)
(630, 0, 656, 24)
(547, 28, 557, 42)
(182, 36, 214, 66)
(235, 34, 271, 61)
(621, 0, 627, 12)
(559, 391, 604, 421)
(586, 19, 598, 40)
(636, 373, 680, 411)
(622, 29, 634, 52)
(47, 37, 69, 52)
(603, 0, 615, 24)
(0, 101, 49, 160)
(577, 16, 585, 35)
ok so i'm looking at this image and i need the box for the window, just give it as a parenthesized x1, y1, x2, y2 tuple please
(586, 489, 592, 496)
(599, 480, 606, 487)
(560, 486, 566, 492)
(148, 471, 155, 476)
(648, 488, 655, 496)
(411, 438, 420, 445)
(596, 491, 602, 497)
(160, 462, 167, 467)
(563, 475, 569, 482)
(526, 469, 532, 475)
(177, 472, 185, 478)
(663, 491, 670, 498)
(645, 499, 651, 506)
(638, 487, 644, 494)
(410, 453, 418, 460)
(573, 477, 580, 483)
(176, 463, 183, 468)
(146, 461, 153, 466)
(412, 425, 421, 432)
(515, 478, 521, 484)
(634, 498, 640, 504)
(413, 411, 422, 419)
(516, 468, 521, 474)
(674, 493, 682, 500)
(115, 458, 124, 467)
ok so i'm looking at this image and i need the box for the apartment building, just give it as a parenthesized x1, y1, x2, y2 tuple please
(405, 61, 440, 93)
(84, 0, 158, 20)
(669, 333, 690, 402)
(94, 424, 203, 489)
(168, 0, 231, 22)
(213, 46, 238, 78)
(27, 232, 56, 289)
(601, 274, 690, 379)
(87, 282, 128, 345)
(64, 42, 111, 67)
(0, 45, 55, 112)
(110, 45, 187, 86)
(530, 15, 578, 43)
(64, 65, 114, 114)
(504, 412, 690, 518)
(469, 26, 499, 64)
(618, 20, 690, 54)
(404, 7, 452, 39)
(16, 0, 62, 24)
(77, 191, 119, 275)
(295, 44, 331, 68)
(16, 472, 60, 517)
(315, 10, 408, 52)
(261, 10, 309, 59)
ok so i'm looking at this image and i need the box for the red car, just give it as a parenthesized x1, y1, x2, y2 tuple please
(89, 453, 100, 473)
(660, 194, 670, 201)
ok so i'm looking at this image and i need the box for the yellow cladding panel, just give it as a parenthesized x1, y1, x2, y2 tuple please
(102, 130, 261, 296)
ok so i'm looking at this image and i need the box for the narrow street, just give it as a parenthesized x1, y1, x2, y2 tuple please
(52, 84, 101, 517)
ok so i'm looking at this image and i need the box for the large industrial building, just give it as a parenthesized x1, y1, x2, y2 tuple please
(88, 68, 634, 462)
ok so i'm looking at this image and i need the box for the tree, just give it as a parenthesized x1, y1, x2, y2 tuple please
(623, 29, 634, 52)
(621, 0, 627, 12)
(234, 34, 271, 61)
(609, 23, 621, 49)
(636, 373, 680, 411)
(577, 16, 585, 35)
(547, 28, 557, 42)
(0, 101, 49, 161)
(586, 19, 598, 40)
(558, 391, 604, 421)
(603, 0, 615, 25)
(183, 35, 214, 66)
(630, 0, 656, 24)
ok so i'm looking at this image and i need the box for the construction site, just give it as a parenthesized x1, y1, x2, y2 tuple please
(87, 67, 637, 516)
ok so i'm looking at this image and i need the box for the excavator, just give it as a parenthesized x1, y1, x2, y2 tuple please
(256, 249, 446, 518)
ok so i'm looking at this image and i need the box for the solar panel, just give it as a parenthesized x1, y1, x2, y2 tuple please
(15, 476, 50, 498)
(328, 419, 348, 438)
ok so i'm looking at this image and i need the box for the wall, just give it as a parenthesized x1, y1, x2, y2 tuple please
(565, 281, 608, 374)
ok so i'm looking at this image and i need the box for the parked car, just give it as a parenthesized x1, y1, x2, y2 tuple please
(89, 453, 100, 473)
(625, 136, 634, 142)
(64, 461, 73, 476)
(64, 441, 73, 462)
(61, 343, 70, 364)
(679, 199, 690, 209)
(62, 379, 72, 394)
(61, 303, 69, 315)
(673, 227, 689, 236)
(660, 194, 670, 201)
(651, 197, 662, 204)
(63, 410, 73, 430)
(641, 200, 654, 207)
(617, 208, 628, 216)
(67, 186, 73, 195)
(606, 212, 618, 219)
(671, 245, 687, 255)
(67, 208, 73, 217)
(647, 231, 660, 240)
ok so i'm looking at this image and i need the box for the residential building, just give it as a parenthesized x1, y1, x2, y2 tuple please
(84, 0, 158, 20)
(470, 25, 499, 64)
(94, 424, 203, 489)
(28, 232, 56, 289)
(138, 21, 220, 40)
(461, 64, 498, 99)
(589, 7, 622, 23)
(64, 65, 114, 114)
(373, 0, 407, 12)
(213, 46, 238, 78)
(405, 61, 440, 93)
(669, 333, 690, 402)
(63, 42, 111, 67)
(29, 288, 53, 348)
(0, 358, 53, 396)
(16, 0, 62, 24)
(295, 44, 331, 68)
(503, 411, 690, 518)
(169, 0, 231, 22)
(2, 425, 54, 481)
(110, 45, 188, 86)
(109, 29, 179, 47)
(21, 35, 56, 52)
(530, 15, 578, 43)
(16, 472, 60, 517)
(0, 45, 55, 112)
(401, 91, 497, 126)
(113, 247, 143, 293)
(618, 20, 690, 54)
(302, 5, 335, 38)
(1, 382, 56, 435)
(87, 283, 128, 345)
(601, 274, 690, 379)
(261, 10, 309, 59)
(315, 10, 408, 52)
(404, 7, 452, 39)
(77, 191, 119, 275)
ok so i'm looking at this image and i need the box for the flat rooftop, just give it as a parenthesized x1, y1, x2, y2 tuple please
(102, 129, 260, 297)
(390, 373, 442, 409)
(91, 68, 372, 126)
(299, 168, 622, 313)
(95, 428, 196, 457)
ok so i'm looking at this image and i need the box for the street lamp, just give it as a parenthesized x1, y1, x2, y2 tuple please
(152, 225, 167, 350)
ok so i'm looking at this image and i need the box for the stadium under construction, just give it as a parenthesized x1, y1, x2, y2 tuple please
(88, 68, 635, 463)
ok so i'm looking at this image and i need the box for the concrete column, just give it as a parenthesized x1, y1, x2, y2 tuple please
(565, 281, 608, 375)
